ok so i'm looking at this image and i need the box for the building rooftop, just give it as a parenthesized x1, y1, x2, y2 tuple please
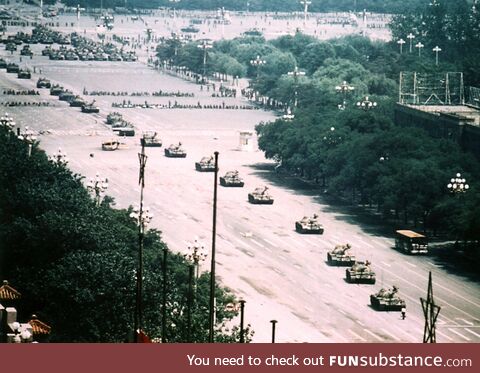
(0, 280, 21, 301)
(28, 315, 52, 335)
(402, 104, 480, 126)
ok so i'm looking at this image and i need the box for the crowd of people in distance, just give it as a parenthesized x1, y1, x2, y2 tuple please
(1, 101, 51, 106)
(83, 89, 194, 97)
(111, 100, 258, 110)
(3, 89, 40, 95)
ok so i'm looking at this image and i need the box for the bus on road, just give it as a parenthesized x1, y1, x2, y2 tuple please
(395, 230, 428, 254)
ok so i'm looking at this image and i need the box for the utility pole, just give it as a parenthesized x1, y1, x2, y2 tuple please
(208, 152, 219, 343)
(421, 271, 441, 343)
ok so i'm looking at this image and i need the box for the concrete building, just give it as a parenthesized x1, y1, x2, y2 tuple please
(394, 103, 480, 159)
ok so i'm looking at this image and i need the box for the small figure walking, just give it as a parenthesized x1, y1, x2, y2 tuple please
(401, 307, 406, 320)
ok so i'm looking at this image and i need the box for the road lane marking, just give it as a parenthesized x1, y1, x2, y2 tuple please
(381, 328, 401, 342)
(338, 309, 347, 315)
(448, 329, 471, 341)
(381, 261, 391, 268)
(348, 330, 366, 342)
(428, 261, 441, 267)
(263, 246, 272, 253)
(226, 224, 233, 229)
(464, 328, 480, 339)
(456, 318, 474, 326)
(405, 262, 417, 268)
(304, 306, 313, 313)
(278, 255, 287, 261)
(250, 239, 264, 248)
(356, 320, 365, 327)
(263, 238, 278, 248)
(364, 329, 383, 341)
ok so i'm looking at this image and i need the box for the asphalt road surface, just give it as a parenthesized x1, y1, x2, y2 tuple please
(1, 16, 479, 344)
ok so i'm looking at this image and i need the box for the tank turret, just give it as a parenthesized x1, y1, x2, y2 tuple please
(81, 101, 100, 113)
(17, 69, 31, 79)
(70, 96, 86, 107)
(6, 63, 19, 73)
(220, 170, 244, 187)
(248, 186, 274, 204)
(50, 84, 64, 96)
(327, 244, 356, 266)
(295, 214, 324, 234)
(195, 155, 216, 172)
(165, 142, 187, 158)
(36, 77, 51, 88)
(346, 261, 376, 284)
(370, 285, 406, 311)
(106, 112, 123, 125)
(141, 131, 162, 147)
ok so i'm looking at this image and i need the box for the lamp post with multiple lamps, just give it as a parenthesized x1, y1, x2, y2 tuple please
(357, 96, 377, 111)
(169, 0, 181, 32)
(415, 42, 424, 57)
(17, 126, 37, 157)
(287, 66, 306, 109)
(433, 46, 442, 66)
(407, 33, 416, 53)
(300, 0, 311, 24)
(397, 38, 406, 54)
(1, 113, 15, 131)
(335, 81, 355, 110)
(184, 238, 207, 342)
(198, 40, 213, 84)
(250, 55, 266, 82)
(49, 148, 69, 166)
(447, 173, 469, 193)
(86, 173, 109, 206)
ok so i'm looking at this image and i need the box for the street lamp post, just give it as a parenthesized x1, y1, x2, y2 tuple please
(447, 173, 469, 193)
(335, 80, 354, 110)
(300, 0, 311, 24)
(86, 173, 109, 206)
(287, 66, 306, 108)
(415, 42, 424, 57)
(397, 38, 406, 54)
(208, 151, 219, 343)
(198, 40, 212, 84)
(239, 300, 246, 343)
(49, 148, 69, 166)
(0, 112, 15, 131)
(356, 96, 377, 110)
(270, 320, 277, 343)
(169, 0, 181, 32)
(407, 33, 415, 53)
(433, 46, 442, 66)
(17, 126, 37, 157)
(282, 107, 295, 121)
(250, 55, 266, 82)
(185, 237, 207, 279)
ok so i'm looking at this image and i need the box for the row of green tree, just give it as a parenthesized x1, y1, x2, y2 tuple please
(154, 16, 480, 242)
(60, 0, 427, 14)
(0, 126, 249, 342)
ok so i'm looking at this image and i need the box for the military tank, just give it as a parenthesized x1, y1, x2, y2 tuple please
(346, 261, 376, 284)
(220, 170, 244, 187)
(327, 244, 356, 266)
(115, 127, 135, 137)
(248, 186, 274, 204)
(81, 101, 100, 113)
(59, 91, 76, 102)
(141, 131, 162, 147)
(36, 77, 51, 88)
(102, 140, 119, 151)
(6, 63, 19, 73)
(69, 96, 86, 107)
(20, 45, 33, 56)
(106, 112, 123, 125)
(164, 142, 187, 158)
(295, 214, 324, 234)
(195, 156, 216, 172)
(17, 69, 31, 79)
(0, 58, 7, 68)
(370, 286, 406, 311)
(50, 85, 64, 96)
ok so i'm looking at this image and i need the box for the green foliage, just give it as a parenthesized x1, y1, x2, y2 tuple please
(0, 127, 247, 342)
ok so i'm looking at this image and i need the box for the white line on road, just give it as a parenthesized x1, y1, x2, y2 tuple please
(448, 328, 471, 341)
(464, 328, 480, 339)
(263, 238, 279, 248)
(364, 329, 383, 341)
(338, 309, 347, 315)
(436, 330, 454, 342)
(348, 330, 366, 342)
(456, 318, 474, 326)
(250, 239, 265, 248)
(381, 261, 391, 268)
(226, 224, 233, 229)
(263, 246, 272, 253)
(428, 261, 441, 267)
(405, 262, 417, 268)
(304, 306, 314, 313)
(356, 320, 365, 327)
(278, 255, 287, 261)
(381, 328, 401, 342)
